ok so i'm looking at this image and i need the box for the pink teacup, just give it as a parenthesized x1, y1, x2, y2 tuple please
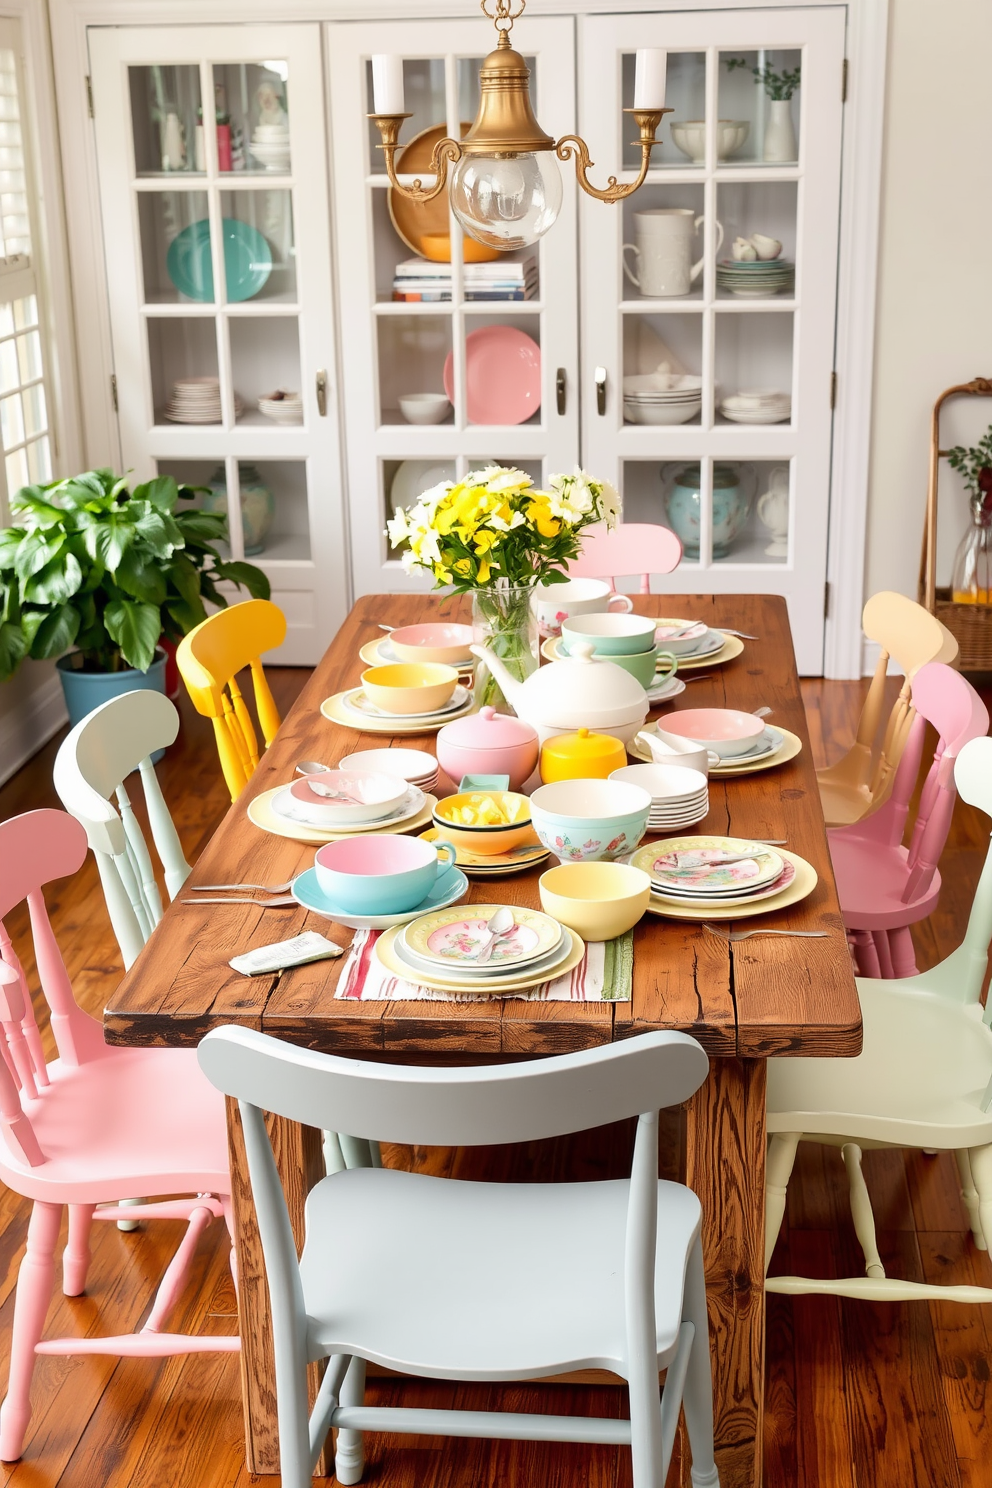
(314, 833, 457, 914)
(655, 708, 766, 760)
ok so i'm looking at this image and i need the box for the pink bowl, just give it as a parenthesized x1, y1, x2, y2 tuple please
(387, 622, 474, 665)
(656, 708, 765, 760)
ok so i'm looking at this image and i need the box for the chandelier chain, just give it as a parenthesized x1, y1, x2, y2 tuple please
(481, 0, 526, 35)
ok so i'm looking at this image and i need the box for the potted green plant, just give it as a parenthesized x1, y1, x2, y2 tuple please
(725, 57, 801, 162)
(0, 467, 270, 726)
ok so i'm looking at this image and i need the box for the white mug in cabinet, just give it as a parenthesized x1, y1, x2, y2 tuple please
(622, 209, 724, 298)
(757, 468, 790, 557)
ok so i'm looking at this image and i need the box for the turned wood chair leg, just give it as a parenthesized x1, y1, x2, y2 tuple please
(888, 924, 919, 979)
(765, 1132, 801, 1273)
(842, 1143, 885, 1278)
(63, 1204, 95, 1296)
(872, 929, 895, 980)
(682, 1238, 719, 1488)
(955, 1149, 986, 1250)
(334, 1355, 367, 1485)
(968, 1143, 992, 1254)
(0, 1201, 61, 1462)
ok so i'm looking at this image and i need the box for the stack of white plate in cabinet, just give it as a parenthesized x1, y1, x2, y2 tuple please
(622, 371, 703, 426)
(164, 376, 243, 424)
(610, 763, 709, 832)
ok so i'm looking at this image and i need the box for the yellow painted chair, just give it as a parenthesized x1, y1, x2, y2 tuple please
(176, 600, 287, 802)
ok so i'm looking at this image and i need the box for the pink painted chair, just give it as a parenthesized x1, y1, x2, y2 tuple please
(829, 662, 989, 980)
(567, 523, 683, 595)
(0, 809, 236, 1463)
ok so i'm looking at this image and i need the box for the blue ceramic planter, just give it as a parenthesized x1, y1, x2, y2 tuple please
(57, 648, 168, 740)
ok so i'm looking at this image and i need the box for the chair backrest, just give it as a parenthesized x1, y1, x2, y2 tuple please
(176, 599, 286, 802)
(567, 523, 683, 595)
(848, 662, 988, 904)
(53, 690, 191, 971)
(0, 810, 105, 1166)
(921, 737, 992, 1014)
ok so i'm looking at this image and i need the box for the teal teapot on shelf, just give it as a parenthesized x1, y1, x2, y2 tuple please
(662, 461, 755, 558)
(203, 464, 275, 556)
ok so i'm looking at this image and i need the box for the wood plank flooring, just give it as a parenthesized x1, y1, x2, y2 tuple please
(0, 670, 989, 1486)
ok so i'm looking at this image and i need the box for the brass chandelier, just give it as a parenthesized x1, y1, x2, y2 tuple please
(369, 0, 671, 251)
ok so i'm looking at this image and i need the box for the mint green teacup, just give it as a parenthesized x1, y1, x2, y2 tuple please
(607, 647, 677, 688)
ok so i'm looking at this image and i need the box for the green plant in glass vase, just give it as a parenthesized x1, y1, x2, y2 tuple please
(0, 467, 269, 681)
(386, 464, 619, 711)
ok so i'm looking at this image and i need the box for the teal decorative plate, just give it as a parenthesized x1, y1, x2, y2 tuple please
(166, 217, 272, 303)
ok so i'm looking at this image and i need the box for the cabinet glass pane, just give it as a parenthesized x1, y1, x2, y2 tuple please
(621, 461, 695, 564)
(716, 181, 796, 300)
(622, 52, 706, 170)
(712, 459, 791, 565)
(137, 190, 211, 303)
(621, 184, 706, 304)
(219, 190, 296, 302)
(461, 314, 541, 428)
(128, 65, 202, 176)
(154, 458, 231, 558)
(366, 58, 446, 175)
(377, 314, 452, 426)
(237, 459, 310, 560)
(622, 313, 702, 426)
(714, 312, 793, 425)
(147, 317, 220, 424)
(213, 62, 290, 175)
(718, 50, 801, 166)
(229, 316, 302, 425)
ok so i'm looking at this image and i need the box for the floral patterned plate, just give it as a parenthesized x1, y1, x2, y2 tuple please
(630, 836, 784, 893)
(647, 859, 796, 905)
(394, 927, 568, 982)
(403, 904, 562, 968)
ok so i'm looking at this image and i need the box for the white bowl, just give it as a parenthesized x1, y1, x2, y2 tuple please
(670, 119, 749, 164)
(258, 393, 303, 425)
(610, 762, 709, 803)
(399, 392, 451, 425)
(624, 400, 701, 426)
(293, 770, 409, 825)
(338, 747, 438, 784)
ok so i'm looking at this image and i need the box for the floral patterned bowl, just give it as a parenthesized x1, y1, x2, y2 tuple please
(529, 779, 652, 863)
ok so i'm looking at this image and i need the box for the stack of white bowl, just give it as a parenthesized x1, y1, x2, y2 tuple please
(622, 371, 702, 426)
(250, 125, 290, 173)
(164, 377, 243, 424)
(609, 762, 709, 832)
(258, 389, 303, 424)
(720, 389, 792, 424)
(338, 747, 440, 795)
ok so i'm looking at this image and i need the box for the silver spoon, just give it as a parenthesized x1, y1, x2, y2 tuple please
(296, 760, 331, 776)
(472, 906, 516, 965)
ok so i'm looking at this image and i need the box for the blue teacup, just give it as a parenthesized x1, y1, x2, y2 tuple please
(314, 833, 456, 914)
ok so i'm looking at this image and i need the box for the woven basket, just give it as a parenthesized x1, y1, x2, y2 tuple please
(934, 591, 992, 671)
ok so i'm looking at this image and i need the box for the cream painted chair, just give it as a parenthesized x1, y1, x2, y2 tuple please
(765, 734, 992, 1304)
(816, 591, 959, 828)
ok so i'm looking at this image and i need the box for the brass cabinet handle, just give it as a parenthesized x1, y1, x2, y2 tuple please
(595, 366, 607, 415)
(556, 367, 566, 415)
(315, 369, 328, 417)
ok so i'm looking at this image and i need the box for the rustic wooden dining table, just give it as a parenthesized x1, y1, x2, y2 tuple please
(104, 591, 861, 1488)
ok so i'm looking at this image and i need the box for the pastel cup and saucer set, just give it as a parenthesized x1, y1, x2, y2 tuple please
(293, 832, 469, 930)
(558, 612, 677, 690)
(531, 577, 633, 639)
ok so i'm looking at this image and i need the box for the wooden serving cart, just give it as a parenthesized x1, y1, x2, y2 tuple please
(919, 377, 992, 670)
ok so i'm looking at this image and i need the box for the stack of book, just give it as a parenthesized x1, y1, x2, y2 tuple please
(392, 253, 538, 303)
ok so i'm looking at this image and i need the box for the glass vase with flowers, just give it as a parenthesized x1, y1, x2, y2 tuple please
(948, 423, 992, 604)
(386, 465, 619, 712)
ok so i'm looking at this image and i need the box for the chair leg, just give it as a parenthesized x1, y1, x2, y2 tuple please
(872, 930, 895, 980)
(765, 1132, 800, 1273)
(841, 1143, 885, 1279)
(888, 925, 919, 979)
(334, 1355, 367, 1485)
(338, 1136, 376, 1170)
(956, 1149, 987, 1251)
(968, 1144, 992, 1254)
(681, 1238, 719, 1488)
(63, 1205, 95, 1296)
(851, 930, 881, 978)
(0, 1201, 61, 1461)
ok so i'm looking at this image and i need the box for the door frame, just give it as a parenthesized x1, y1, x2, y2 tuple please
(49, 0, 889, 675)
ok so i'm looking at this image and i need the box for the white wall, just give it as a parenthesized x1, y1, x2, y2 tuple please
(866, 0, 992, 605)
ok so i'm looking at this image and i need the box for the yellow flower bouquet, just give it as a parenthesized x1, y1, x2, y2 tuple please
(386, 464, 619, 709)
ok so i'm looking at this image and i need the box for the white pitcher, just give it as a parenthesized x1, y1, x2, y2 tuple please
(757, 467, 790, 557)
(622, 209, 724, 298)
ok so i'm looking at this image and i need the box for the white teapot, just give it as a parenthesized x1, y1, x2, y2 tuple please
(470, 641, 649, 747)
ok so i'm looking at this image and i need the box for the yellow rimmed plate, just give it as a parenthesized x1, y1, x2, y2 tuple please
(628, 724, 803, 775)
(373, 922, 585, 995)
(248, 786, 437, 844)
(359, 638, 476, 675)
(403, 903, 562, 967)
(419, 826, 550, 874)
(322, 691, 476, 735)
(643, 847, 817, 920)
(540, 632, 744, 672)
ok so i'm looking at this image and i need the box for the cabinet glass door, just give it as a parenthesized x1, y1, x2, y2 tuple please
(89, 23, 346, 663)
(329, 15, 578, 598)
(579, 8, 845, 673)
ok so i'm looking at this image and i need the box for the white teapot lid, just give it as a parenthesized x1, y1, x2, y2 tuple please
(523, 642, 648, 724)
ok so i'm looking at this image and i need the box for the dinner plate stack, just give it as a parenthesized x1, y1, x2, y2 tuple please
(716, 259, 794, 298)
(339, 748, 440, 794)
(258, 390, 303, 424)
(612, 764, 709, 832)
(622, 372, 703, 426)
(387, 904, 577, 993)
(418, 827, 550, 878)
(634, 837, 794, 907)
(163, 376, 244, 424)
(720, 391, 792, 424)
(341, 683, 474, 727)
(270, 781, 428, 833)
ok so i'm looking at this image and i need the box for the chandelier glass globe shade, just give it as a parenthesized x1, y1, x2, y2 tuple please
(449, 149, 563, 250)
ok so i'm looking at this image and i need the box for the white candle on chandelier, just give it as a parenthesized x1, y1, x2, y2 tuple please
(371, 54, 405, 115)
(633, 49, 667, 110)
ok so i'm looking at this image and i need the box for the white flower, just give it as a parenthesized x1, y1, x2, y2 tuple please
(400, 548, 421, 574)
(600, 478, 621, 527)
(385, 507, 409, 547)
(418, 480, 454, 514)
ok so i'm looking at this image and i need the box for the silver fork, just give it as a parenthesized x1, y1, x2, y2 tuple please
(716, 628, 759, 640)
(192, 879, 296, 893)
(179, 895, 297, 907)
(703, 921, 830, 942)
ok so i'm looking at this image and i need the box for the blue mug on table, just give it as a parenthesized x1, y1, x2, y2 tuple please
(313, 833, 456, 914)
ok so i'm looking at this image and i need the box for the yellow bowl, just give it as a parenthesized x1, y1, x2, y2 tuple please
(539, 861, 651, 942)
(433, 790, 536, 857)
(361, 662, 458, 716)
(420, 233, 502, 264)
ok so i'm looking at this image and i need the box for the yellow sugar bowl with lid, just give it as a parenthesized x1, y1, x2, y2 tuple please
(539, 727, 628, 784)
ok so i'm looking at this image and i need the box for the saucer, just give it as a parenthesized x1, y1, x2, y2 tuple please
(419, 826, 550, 876)
(321, 692, 475, 735)
(270, 783, 426, 832)
(291, 865, 468, 929)
(342, 683, 471, 723)
(360, 637, 476, 675)
(248, 786, 437, 843)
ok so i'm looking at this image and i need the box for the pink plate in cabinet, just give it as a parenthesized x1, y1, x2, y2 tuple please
(443, 325, 542, 425)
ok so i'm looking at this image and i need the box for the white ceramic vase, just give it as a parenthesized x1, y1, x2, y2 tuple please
(763, 99, 797, 163)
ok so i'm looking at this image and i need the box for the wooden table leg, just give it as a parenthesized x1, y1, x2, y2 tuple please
(684, 1059, 767, 1488)
(226, 1097, 330, 1476)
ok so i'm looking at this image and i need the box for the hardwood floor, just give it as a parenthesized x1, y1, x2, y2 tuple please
(0, 671, 988, 1486)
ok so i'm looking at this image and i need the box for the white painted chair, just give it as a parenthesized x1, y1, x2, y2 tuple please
(765, 733, 992, 1303)
(53, 689, 191, 972)
(198, 1026, 720, 1488)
